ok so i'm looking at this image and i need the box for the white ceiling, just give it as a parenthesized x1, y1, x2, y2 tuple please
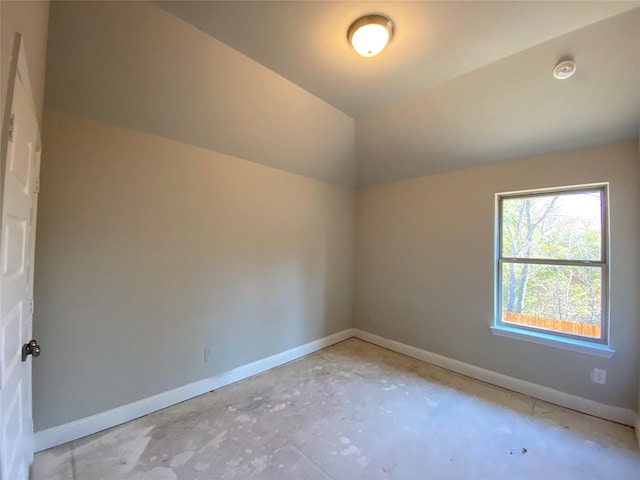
(356, 8, 640, 185)
(155, 1, 638, 117)
(46, 1, 640, 187)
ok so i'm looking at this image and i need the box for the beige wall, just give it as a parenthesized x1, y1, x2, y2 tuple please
(1, 0, 49, 126)
(33, 110, 354, 430)
(30, 0, 640, 434)
(354, 142, 640, 409)
(34, 0, 357, 431)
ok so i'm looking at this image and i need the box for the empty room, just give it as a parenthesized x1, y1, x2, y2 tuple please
(1, 1, 639, 479)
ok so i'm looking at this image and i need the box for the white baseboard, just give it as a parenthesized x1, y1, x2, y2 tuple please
(35, 327, 637, 453)
(34, 328, 354, 452)
(352, 329, 637, 427)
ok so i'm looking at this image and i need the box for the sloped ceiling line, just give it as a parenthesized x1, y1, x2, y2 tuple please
(46, 1, 640, 187)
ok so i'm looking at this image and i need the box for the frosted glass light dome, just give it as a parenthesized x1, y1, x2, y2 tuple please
(348, 15, 394, 58)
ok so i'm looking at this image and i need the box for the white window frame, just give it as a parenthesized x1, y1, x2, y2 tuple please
(492, 184, 613, 358)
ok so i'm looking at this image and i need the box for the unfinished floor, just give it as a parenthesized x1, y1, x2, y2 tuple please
(33, 338, 639, 479)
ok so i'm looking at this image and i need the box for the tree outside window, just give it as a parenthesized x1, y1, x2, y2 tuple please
(497, 186, 608, 343)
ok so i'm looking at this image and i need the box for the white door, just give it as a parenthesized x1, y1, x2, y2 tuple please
(0, 38, 41, 480)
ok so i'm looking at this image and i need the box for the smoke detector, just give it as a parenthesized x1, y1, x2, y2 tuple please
(553, 59, 577, 80)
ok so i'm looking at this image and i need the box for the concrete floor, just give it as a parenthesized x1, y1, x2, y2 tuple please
(33, 338, 639, 479)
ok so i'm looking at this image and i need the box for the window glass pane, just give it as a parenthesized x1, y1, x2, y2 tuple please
(501, 191, 602, 261)
(501, 263, 601, 338)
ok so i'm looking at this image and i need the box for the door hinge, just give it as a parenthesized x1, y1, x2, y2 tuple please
(28, 299, 34, 315)
(8, 114, 15, 142)
(34, 177, 40, 194)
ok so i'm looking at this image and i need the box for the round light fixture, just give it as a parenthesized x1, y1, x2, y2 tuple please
(348, 14, 394, 58)
(553, 58, 577, 80)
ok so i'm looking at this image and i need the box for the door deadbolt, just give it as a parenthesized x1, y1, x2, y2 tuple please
(22, 339, 41, 362)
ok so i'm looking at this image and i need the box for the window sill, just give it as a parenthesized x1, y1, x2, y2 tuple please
(490, 325, 615, 358)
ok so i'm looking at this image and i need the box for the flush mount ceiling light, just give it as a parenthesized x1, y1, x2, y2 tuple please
(348, 14, 394, 58)
(553, 58, 577, 79)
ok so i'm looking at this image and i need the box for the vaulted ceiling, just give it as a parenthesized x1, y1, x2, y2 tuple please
(46, 1, 640, 186)
(155, 1, 638, 118)
(155, 1, 640, 185)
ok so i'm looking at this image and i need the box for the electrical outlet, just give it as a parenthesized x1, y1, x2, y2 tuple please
(204, 347, 211, 363)
(591, 368, 606, 384)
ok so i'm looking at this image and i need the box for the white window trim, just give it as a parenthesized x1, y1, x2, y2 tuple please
(494, 183, 611, 353)
(490, 325, 615, 358)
